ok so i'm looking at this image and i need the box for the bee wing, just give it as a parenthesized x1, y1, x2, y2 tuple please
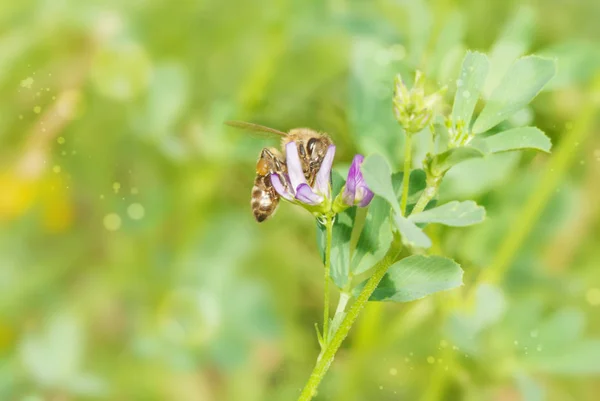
(225, 120, 287, 137)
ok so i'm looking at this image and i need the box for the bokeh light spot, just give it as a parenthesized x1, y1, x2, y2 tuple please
(586, 288, 600, 306)
(127, 203, 145, 220)
(103, 213, 121, 231)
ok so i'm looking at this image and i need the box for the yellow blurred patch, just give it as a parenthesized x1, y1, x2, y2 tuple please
(41, 174, 74, 233)
(0, 171, 37, 221)
(0, 322, 15, 351)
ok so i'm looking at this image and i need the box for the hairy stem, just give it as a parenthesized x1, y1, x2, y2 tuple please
(323, 214, 334, 340)
(411, 177, 440, 215)
(297, 238, 403, 401)
(400, 134, 413, 215)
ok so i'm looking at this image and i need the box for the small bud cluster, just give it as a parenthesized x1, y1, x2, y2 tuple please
(393, 71, 445, 134)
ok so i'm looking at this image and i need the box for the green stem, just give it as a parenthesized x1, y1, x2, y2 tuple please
(323, 214, 334, 340)
(400, 133, 413, 215)
(297, 238, 403, 401)
(411, 177, 440, 215)
(334, 292, 350, 317)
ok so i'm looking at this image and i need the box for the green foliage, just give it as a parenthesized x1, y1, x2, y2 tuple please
(317, 171, 356, 289)
(362, 154, 431, 248)
(452, 51, 489, 127)
(350, 197, 393, 275)
(478, 127, 552, 153)
(472, 56, 556, 134)
(409, 200, 485, 227)
(2, 1, 598, 400)
(363, 255, 463, 302)
(426, 146, 485, 176)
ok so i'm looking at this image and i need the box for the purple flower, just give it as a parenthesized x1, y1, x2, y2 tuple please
(340, 154, 374, 208)
(270, 141, 336, 210)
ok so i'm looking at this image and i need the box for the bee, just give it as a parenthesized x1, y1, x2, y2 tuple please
(225, 121, 333, 222)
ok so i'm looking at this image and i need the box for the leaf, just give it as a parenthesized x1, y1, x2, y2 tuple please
(392, 169, 428, 209)
(317, 171, 356, 289)
(362, 154, 431, 248)
(428, 146, 484, 176)
(480, 127, 551, 153)
(438, 152, 520, 201)
(452, 51, 489, 127)
(473, 56, 556, 134)
(393, 214, 431, 248)
(409, 200, 485, 227)
(362, 154, 401, 215)
(351, 197, 393, 275)
(361, 255, 463, 302)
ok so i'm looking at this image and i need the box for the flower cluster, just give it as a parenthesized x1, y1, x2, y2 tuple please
(270, 142, 373, 216)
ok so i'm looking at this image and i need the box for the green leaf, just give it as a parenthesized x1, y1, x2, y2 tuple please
(480, 127, 551, 153)
(317, 171, 356, 289)
(452, 51, 489, 127)
(351, 197, 393, 275)
(362, 154, 431, 248)
(409, 200, 485, 227)
(362, 154, 401, 215)
(438, 152, 520, 201)
(428, 146, 484, 176)
(473, 56, 556, 134)
(392, 169, 428, 210)
(393, 214, 431, 248)
(363, 255, 463, 302)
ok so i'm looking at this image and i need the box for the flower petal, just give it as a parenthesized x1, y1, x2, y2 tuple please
(346, 154, 363, 191)
(357, 186, 374, 207)
(285, 141, 306, 191)
(295, 183, 324, 205)
(314, 145, 336, 197)
(270, 173, 294, 201)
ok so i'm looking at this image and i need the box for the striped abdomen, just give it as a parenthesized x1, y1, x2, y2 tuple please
(251, 147, 284, 222)
(251, 174, 280, 222)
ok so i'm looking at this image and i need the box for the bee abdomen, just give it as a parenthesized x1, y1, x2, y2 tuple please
(251, 181, 279, 222)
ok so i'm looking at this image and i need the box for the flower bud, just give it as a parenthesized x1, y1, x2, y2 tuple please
(333, 154, 374, 212)
(393, 71, 445, 134)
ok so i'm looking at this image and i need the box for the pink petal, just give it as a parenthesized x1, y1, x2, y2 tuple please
(285, 141, 306, 191)
(314, 145, 336, 197)
(270, 173, 294, 201)
(357, 187, 374, 207)
(295, 183, 324, 205)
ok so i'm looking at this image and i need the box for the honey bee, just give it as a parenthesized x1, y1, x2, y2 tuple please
(225, 121, 333, 222)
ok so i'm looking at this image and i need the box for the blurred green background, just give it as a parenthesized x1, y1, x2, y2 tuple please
(1, 0, 600, 400)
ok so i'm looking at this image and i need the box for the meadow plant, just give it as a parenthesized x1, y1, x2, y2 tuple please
(263, 51, 556, 400)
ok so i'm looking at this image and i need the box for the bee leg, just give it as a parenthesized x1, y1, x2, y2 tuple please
(260, 147, 285, 174)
